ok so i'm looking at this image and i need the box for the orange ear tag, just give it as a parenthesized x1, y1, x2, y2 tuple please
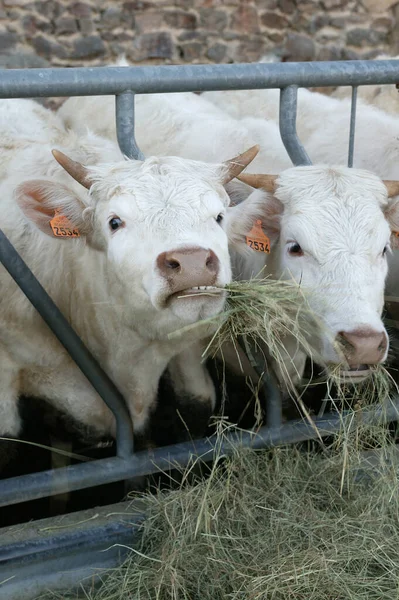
(50, 209, 80, 238)
(246, 220, 270, 253)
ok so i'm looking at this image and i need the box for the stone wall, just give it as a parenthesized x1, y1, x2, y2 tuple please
(0, 0, 398, 70)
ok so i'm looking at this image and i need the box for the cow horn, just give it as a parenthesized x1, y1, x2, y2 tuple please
(237, 173, 278, 194)
(52, 149, 93, 190)
(222, 145, 260, 184)
(383, 180, 399, 198)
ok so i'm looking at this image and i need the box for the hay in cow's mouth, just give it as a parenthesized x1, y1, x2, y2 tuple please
(172, 277, 324, 393)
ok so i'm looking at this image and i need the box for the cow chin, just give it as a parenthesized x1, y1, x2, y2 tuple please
(167, 289, 227, 324)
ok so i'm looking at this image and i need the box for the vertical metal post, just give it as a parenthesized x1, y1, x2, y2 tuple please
(239, 337, 283, 428)
(0, 230, 134, 460)
(115, 91, 145, 160)
(348, 86, 358, 168)
(279, 85, 312, 167)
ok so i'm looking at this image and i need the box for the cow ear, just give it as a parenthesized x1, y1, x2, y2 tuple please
(225, 189, 282, 255)
(15, 179, 93, 239)
(385, 197, 399, 249)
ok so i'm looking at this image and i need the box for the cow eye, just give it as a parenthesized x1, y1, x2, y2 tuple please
(382, 244, 389, 257)
(109, 216, 124, 232)
(216, 213, 224, 225)
(288, 242, 303, 256)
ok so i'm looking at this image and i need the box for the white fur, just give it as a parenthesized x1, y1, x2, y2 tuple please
(57, 88, 397, 380)
(0, 99, 266, 438)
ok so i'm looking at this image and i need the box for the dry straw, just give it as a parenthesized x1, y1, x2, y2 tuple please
(40, 414, 399, 600)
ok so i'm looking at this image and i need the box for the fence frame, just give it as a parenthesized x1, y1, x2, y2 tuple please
(0, 59, 399, 518)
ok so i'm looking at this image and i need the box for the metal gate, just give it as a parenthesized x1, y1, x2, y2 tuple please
(1, 59, 399, 598)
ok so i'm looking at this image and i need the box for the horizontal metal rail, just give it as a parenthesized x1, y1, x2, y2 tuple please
(0, 400, 397, 508)
(0, 60, 399, 98)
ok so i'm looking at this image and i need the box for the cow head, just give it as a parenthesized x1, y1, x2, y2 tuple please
(15, 146, 265, 336)
(238, 166, 399, 377)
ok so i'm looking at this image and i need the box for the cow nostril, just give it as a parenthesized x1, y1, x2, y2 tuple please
(205, 250, 219, 273)
(166, 259, 180, 270)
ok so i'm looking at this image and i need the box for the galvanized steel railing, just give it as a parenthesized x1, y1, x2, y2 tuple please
(1, 60, 399, 507)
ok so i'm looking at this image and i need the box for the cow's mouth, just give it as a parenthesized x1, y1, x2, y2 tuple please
(176, 285, 223, 298)
(338, 364, 372, 380)
(165, 285, 225, 307)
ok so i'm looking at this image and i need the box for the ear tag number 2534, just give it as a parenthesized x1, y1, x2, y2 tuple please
(246, 220, 270, 254)
(50, 210, 80, 238)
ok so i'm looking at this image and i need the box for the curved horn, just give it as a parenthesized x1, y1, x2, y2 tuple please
(383, 180, 399, 198)
(52, 149, 92, 190)
(237, 173, 278, 194)
(222, 145, 260, 184)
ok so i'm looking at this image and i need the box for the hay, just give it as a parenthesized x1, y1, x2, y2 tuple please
(40, 415, 399, 600)
(171, 276, 325, 393)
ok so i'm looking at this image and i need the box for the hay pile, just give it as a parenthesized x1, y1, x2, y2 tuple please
(42, 413, 399, 600)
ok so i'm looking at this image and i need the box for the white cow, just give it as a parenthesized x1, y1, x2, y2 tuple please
(58, 91, 399, 386)
(0, 99, 265, 440)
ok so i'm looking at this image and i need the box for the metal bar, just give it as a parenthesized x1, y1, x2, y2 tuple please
(239, 336, 282, 427)
(0, 399, 397, 508)
(0, 61, 399, 98)
(348, 86, 358, 168)
(0, 230, 134, 459)
(115, 91, 145, 160)
(279, 86, 312, 166)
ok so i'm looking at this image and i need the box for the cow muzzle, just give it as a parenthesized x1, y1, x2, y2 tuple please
(336, 327, 388, 379)
(157, 247, 222, 301)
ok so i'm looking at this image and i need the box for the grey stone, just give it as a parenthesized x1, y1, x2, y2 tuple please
(34, 0, 64, 19)
(283, 32, 315, 60)
(278, 0, 296, 12)
(178, 30, 207, 41)
(174, 0, 195, 7)
(330, 14, 369, 28)
(346, 27, 387, 47)
(0, 51, 50, 68)
(198, 8, 228, 31)
(236, 39, 269, 62)
(230, 5, 260, 33)
(31, 34, 68, 59)
(55, 16, 78, 35)
(316, 44, 343, 60)
(70, 35, 106, 59)
(100, 7, 124, 29)
(135, 12, 164, 32)
(70, 2, 92, 18)
(207, 42, 227, 61)
(178, 41, 203, 60)
(0, 30, 18, 52)
(321, 0, 345, 7)
(133, 31, 175, 60)
(261, 11, 290, 29)
(163, 10, 197, 29)
(22, 14, 52, 37)
(306, 14, 330, 34)
(341, 47, 360, 60)
(78, 17, 95, 34)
